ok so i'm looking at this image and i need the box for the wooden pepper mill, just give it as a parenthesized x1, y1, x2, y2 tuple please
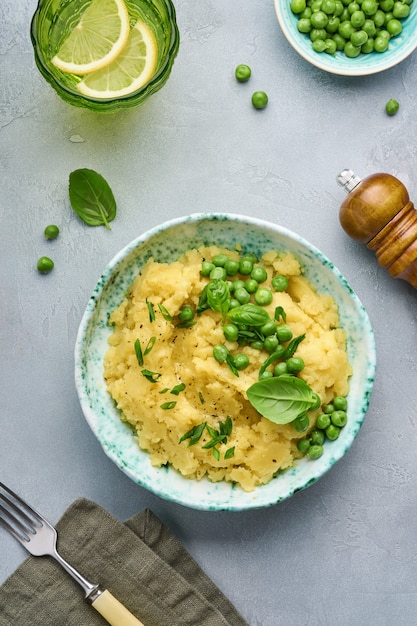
(337, 169, 417, 289)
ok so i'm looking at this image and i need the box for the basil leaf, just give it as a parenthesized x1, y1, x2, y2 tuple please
(228, 304, 270, 327)
(246, 375, 319, 424)
(207, 279, 231, 320)
(69, 169, 116, 229)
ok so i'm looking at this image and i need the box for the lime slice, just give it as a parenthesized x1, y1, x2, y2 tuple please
(52, 0, 130, 75)
(77, 21, 158, 99)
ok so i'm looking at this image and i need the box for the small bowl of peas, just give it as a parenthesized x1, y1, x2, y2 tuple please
(275, 0, 417, 76)
(75, 214, 376, 511)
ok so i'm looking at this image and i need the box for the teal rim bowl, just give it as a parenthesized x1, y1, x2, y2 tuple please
(30, 0, 180, 112)
(75, 214, 376, 511)
(275, 0, 417, 76)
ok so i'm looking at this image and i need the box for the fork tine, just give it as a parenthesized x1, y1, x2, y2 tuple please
(0, 483, 43, 541)
(0, 505, 31, 543)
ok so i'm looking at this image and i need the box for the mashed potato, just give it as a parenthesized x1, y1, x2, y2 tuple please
(104, 246, 352, 492)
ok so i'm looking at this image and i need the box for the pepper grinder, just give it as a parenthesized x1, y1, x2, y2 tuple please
(337, 169, 417, 289)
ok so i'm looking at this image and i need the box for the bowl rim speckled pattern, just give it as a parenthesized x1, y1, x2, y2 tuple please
(274, 0, 417, 76)
(74, 213, 376, 511)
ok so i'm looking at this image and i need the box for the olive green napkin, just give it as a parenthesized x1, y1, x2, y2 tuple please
(0, 498, 249, 626)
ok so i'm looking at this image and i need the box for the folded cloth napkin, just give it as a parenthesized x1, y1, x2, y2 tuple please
(0, 498, 249, 626)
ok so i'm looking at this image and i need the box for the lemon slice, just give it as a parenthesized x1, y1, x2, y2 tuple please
(77, 21, 158, 99)
(52, 0, 130, 75)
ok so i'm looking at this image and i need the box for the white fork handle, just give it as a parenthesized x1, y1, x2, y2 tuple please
(92, 590, 145, 626)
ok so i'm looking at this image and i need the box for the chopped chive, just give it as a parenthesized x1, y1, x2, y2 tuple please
(159, 388, 170, 394)
(158, 303, 173, 322)
(146, 299, 155, 322)
(274, 306, 286, 323)
(134, 338, 143, 366)
(212, 448, 220, 461)
(144, 336, 156, 355)
(161, 401, 177, 410)
(141, 369, 161, 383)
(198, 392, 205, 404)
(225, 447, 235, 459)
(179, 422, 207, 446)
(170, 383, 186, 395)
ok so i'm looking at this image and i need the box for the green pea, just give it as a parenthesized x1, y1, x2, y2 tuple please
(310, 393, 322, 410)
(213, 345, 229, 363)
(347, 2, 360, 14)
(44, 224, 60, 240)
(333, 396, 348, 411)
(332, 32, 347, 50)
(254, 288, 273, 306)
(350, 9, 365, 27)
(276, 325, 293, 342)
(251, 340, 265, 351)
(324, 403, 335, 414)
(344, 40, 361, 57)
(263, 335, 279, 353)
(393, 2, 410, 19)
(310, 27, 327, 41)
(235, 64, 251, 82)
(307, 444, 324, 459)
(232, 279, 245, 292)
(361, 37, 375, 53)
(373, 9, 386, 27)
(292, 413, 310, 432)
(374, 35, 389, 52)
(229, 298, 240, 310)
(271, 275, 288, 292)
(251, 91, 268, 110)
(379, 0, 394, 10)
(273, 361, 288, 376)
(297, 439, 311, 453)
(362, 0, 378, 14)
(286, 357, 305, 373)
(178, 306, 194, 323)
(259, 369, 273, 379)
(338, 20, 355, 38)
(312, 39, 327, 51)
(316, 413, 331, 429)
(201, 261, 215, 277)
(212, 253, 229, 267)
(331, 410, 348, 427)
(325, 424, 340, 440)
(351, 30, 368, 46)
(326, 16, 340, 32)
(234, 287, 251, 304)
(245, 278, 259, 294)
(298, 17, 312, 32)
(311, 10, 329, 28)
(261, 320, 278, 336)
(310, 429, 325, 446)
(37, 256, 54, 273)
(239, 257, 253, 275)
(224, 259, 240, 276)
(223, 323, 239, 342)
(387, 18, 402, 36)
(233, 353, 249, 370)
(251, 266, 268, 283)
(210, 266, 227, 281)
(324, 38, 337, 54)
(322, 0, 336, 14)
(291, 0, 307, 13)
(385, 98, 400, 116)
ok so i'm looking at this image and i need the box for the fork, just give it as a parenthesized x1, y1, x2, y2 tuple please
(0, 483, 145, 626)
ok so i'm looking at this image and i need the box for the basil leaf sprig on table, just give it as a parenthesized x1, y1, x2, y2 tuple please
(246, 375, 320, 425)
(69, 168, 116, 229)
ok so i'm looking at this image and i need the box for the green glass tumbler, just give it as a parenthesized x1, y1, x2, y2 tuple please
(30, 0, 180, 112)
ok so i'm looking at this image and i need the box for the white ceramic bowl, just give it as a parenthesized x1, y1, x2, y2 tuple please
(75, 214, 376, 511)
(275, 0, 417, 76)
